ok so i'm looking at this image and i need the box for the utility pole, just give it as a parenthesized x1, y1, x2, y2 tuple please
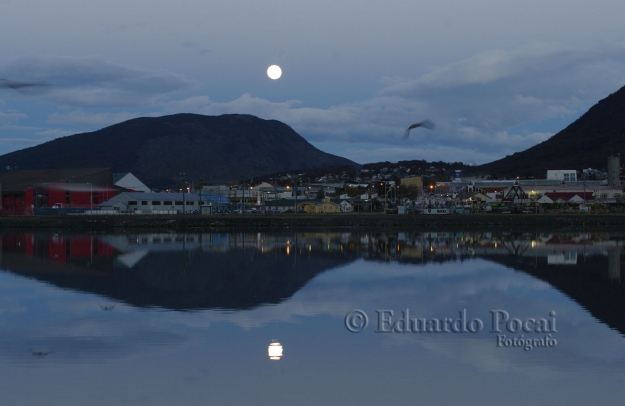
(583, 172, 587, 213)
(294, 179, 297, 213)
(384, 182, 387, 214)
(199, 177, 204, 205)
(180, 172, 185, 214)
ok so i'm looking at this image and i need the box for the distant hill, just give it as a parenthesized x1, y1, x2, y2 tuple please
(473, 86, 625, 178)
(0, 114, 358, 188)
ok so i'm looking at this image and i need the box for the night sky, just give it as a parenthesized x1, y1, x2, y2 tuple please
(1, 0, 624, 165)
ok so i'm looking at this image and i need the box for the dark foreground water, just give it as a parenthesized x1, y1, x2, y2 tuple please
(0, 230, 624, 405)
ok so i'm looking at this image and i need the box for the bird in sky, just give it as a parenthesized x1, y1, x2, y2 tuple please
(0, 78, 48, 91)
(31, 350, 52, 357)
(403, 120, 435, 140)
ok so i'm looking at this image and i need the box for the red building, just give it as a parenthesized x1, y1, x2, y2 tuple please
(0, 168, 119, 215)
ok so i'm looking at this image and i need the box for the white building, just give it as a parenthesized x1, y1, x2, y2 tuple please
(99, 192, 201, 214)
(340, 200, 353, 212)
(113, 173, 151, 193)
(547, 170, 577, 182)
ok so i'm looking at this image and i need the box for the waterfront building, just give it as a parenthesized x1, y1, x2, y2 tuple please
(98, 192, 201, 214)
(0, 168, 117, 215)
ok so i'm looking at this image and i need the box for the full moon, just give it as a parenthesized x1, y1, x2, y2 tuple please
(267, 65, 282, 80)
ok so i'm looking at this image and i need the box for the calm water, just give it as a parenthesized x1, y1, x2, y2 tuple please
(1, 230, 625, 405)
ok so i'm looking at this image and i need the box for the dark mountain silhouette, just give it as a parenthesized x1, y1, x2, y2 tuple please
(0, 233, 359, 311)
(473, 86, 625, 178)
(0, 114, 358, 188)
(485, 252, 625, 337)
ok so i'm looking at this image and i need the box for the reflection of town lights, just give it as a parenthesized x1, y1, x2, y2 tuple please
(286, 245, 290, 255)
(268, 342, 283, 360)
(494, 242, 498, 248)
(531, 240, 537, 248)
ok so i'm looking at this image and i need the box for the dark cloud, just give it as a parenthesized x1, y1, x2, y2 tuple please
(1, 55, 197, 107)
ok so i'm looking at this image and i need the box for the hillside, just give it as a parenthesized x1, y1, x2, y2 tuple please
(473, 86, 625, 178)
(0, 114, 358, 188)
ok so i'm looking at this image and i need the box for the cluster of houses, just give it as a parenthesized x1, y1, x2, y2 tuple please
(442, 167, 623, 212)
(0, 163, 623, 216)
(0, 169, 364, 215)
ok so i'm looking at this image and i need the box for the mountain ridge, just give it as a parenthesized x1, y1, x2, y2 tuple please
(0, 113, 358, 188)
(2, 84, 625, 187)
(473, 85, 625, 177)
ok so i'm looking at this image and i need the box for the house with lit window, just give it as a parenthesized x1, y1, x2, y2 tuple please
(312, 198, 341, 213)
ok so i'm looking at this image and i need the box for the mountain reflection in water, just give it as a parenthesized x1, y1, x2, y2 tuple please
(1, 231, 624, 331)
(1, 230, 625, 405)
(0, 232, 360, 310)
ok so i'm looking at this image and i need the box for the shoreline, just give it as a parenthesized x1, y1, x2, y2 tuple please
(0, 213, 624, 232)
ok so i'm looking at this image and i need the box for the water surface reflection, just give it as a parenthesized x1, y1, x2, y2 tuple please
(0, 230, 624, 405)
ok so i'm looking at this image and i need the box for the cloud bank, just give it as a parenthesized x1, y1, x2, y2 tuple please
(2, 44, 625, 164)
